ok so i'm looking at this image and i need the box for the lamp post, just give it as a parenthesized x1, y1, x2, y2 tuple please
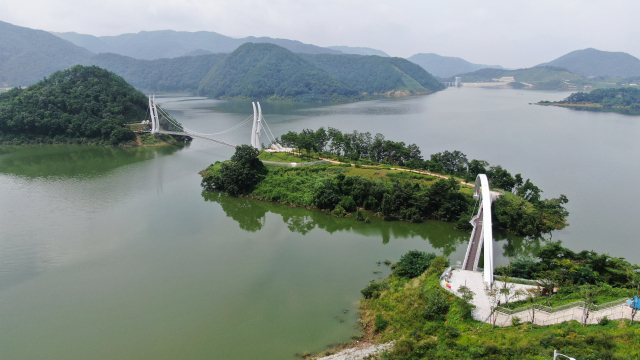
(553, 350, 576, 360)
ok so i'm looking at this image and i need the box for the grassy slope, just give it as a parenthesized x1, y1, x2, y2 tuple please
(353, 261, 640, 360)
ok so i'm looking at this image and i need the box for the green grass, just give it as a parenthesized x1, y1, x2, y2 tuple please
(257, 151, 315, 163)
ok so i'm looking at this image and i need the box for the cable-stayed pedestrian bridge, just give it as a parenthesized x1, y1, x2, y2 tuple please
(146, 95, 285, 150)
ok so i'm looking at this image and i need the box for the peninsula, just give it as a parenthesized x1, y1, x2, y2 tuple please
(200, 128, 569, 238)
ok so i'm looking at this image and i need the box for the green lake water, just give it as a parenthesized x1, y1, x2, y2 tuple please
(1, 87, 639, 359)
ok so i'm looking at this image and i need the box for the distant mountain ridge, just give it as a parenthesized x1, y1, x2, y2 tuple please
(407, 53, 504, 78)
(327, 46, 389, 57)
(0, 21, 94, 86)
(53, 30, 343, 60)
(535, 48, 640, 77)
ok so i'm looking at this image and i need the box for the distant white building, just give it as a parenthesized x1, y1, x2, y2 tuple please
(454, 77, 461, 86)
(492, 76, 515, 82)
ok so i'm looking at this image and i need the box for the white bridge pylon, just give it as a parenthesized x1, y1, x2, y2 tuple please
(461, 174, 501, 287)
(147, 96, 283, 149)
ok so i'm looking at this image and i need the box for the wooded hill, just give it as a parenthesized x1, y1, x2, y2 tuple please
(0, 21, 93, 86)
(197, 43, 444, 101)
(84, 53, 227, 92)
(301, 53, 444, 95)
(0, 65, 146, 145)
(197, 43, 359, 102)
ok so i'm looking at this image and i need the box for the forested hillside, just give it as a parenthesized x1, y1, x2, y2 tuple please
(198, 43, 359, 102)
(407, 53, 503, 78)
(53, 30, 342, 60)
(303, 54, 444, 94)
(0, 21, 94, 86)
(0, 65, 146, 144)
(536, 48, 640, 77)
(85, 53, 227, 91)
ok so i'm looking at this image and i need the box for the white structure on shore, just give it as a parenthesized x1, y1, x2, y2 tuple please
(461, 174, 500, 287)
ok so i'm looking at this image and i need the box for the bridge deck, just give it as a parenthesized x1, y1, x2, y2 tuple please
(463, 208, 483, 271)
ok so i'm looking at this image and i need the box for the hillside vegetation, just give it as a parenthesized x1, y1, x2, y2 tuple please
(0, 21, 94, 86)
(198, 43, 359, 102)
(350, 246, 640, 360)
(0, 65, 146, 145)
(85, 53, 227, 91)
(302, 54, 444, 95)
(407, 53, 503, 78)
(536, 48, 640, 77)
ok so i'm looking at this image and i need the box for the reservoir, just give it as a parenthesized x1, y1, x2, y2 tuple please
(1, 87, 638, 359)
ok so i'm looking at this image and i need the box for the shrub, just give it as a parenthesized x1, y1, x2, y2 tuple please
(422, 289, 450, 321)
(361, 280, 382, 299)
(339, 196, 357, 212)
(356, 209, 364, 221)
(364, 217, 371, 224)
(374, 314, 389, 332)
(331, 205, 347, 217)
(395, 250, 437, 278)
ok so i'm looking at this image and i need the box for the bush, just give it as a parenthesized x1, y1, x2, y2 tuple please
(355, 209, 364, 221)
(395, 250, 437, 278)
(374, 314, 389, 332)
(361, 280, 382, 299)
(331, 205, 347, 217)
(422, 289, 450, 321)
(339, 196, 357, 212)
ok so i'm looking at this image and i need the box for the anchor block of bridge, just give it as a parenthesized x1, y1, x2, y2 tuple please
(461, 174, 502, 287)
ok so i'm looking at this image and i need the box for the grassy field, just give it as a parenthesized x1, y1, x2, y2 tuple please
(257, 151, 315, 163)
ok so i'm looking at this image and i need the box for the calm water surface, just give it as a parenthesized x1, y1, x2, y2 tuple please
(0, 88, 638, 359)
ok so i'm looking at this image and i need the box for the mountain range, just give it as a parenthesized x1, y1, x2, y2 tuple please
(52, 30, 343, 60)
(407, 53, 504, 78)
(535, 48, 640, 78)
(0, 21, 93, 86)
(2, 20, 640, 92)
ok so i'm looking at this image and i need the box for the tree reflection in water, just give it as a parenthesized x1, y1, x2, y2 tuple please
(200, 190, 483, 258)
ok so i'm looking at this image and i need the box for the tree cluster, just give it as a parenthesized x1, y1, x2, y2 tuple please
(0, 65, 146, 144)
(201, 145, 268, 196)
(312, 173, 470, 223)
(496, 241, 639, 288)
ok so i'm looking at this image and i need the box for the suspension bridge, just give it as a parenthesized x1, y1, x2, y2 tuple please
(145, 95, 286, 150)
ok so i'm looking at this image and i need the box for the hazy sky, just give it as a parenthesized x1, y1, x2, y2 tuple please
(1, 0, 639, 68)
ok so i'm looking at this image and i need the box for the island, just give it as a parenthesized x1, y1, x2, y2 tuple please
(539, 87, 640, 115)
(0, 65, 189, 146)
(199, 128, 569, 238)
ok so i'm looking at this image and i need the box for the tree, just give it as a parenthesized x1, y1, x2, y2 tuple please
(206, 145, 267, 196)
(487, 166, 516, 191)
